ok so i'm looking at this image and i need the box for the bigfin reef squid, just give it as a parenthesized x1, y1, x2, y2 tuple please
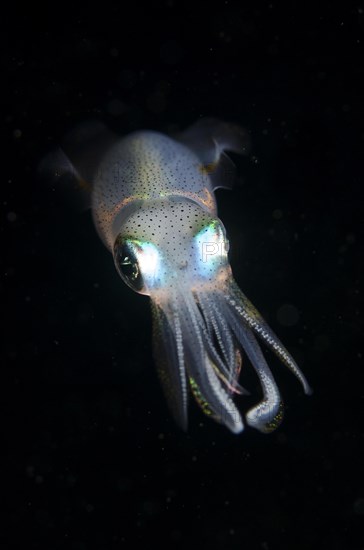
(44, 118, 311, 434)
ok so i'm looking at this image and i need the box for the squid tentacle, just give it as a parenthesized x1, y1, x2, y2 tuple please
(224, 281, 312, 395)
(187, 292, 246, 395)
(197, 292, 235, 374)
(220, 295, 284, 432)
(181, 292, 244, 433)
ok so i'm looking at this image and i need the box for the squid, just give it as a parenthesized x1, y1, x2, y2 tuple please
(48, 118, 311, 433)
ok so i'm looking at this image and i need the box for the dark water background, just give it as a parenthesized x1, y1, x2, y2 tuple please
(3, 2, 364, 548)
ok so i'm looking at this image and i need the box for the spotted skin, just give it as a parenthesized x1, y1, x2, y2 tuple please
(58, 119, 311, 433)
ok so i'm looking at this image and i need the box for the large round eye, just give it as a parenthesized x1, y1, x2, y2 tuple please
(113, 239, 144, 292)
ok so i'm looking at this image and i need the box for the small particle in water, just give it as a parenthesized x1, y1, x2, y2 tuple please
(346, 233, 355, 244)
(277, 304, 299, 326)
(107, 99, 127, 116)
(7, 211, 17, 222)
(314, 334, 331, 352)
(272, 209, 283, 220)
(353, 498, 364, 515)
(26, 465, 35, 477)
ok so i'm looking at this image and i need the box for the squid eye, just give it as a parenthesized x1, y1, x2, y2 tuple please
(113, 240, 144, 292)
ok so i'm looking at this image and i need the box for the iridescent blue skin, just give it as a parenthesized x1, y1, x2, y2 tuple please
(58, 119, 311, 433)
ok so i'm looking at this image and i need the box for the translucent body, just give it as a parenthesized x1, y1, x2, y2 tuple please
(92, 131, 218, 251)
(59, 119, 311, 433)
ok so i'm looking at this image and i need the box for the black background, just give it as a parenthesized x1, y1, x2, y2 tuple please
(3, 2, 364, 548)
